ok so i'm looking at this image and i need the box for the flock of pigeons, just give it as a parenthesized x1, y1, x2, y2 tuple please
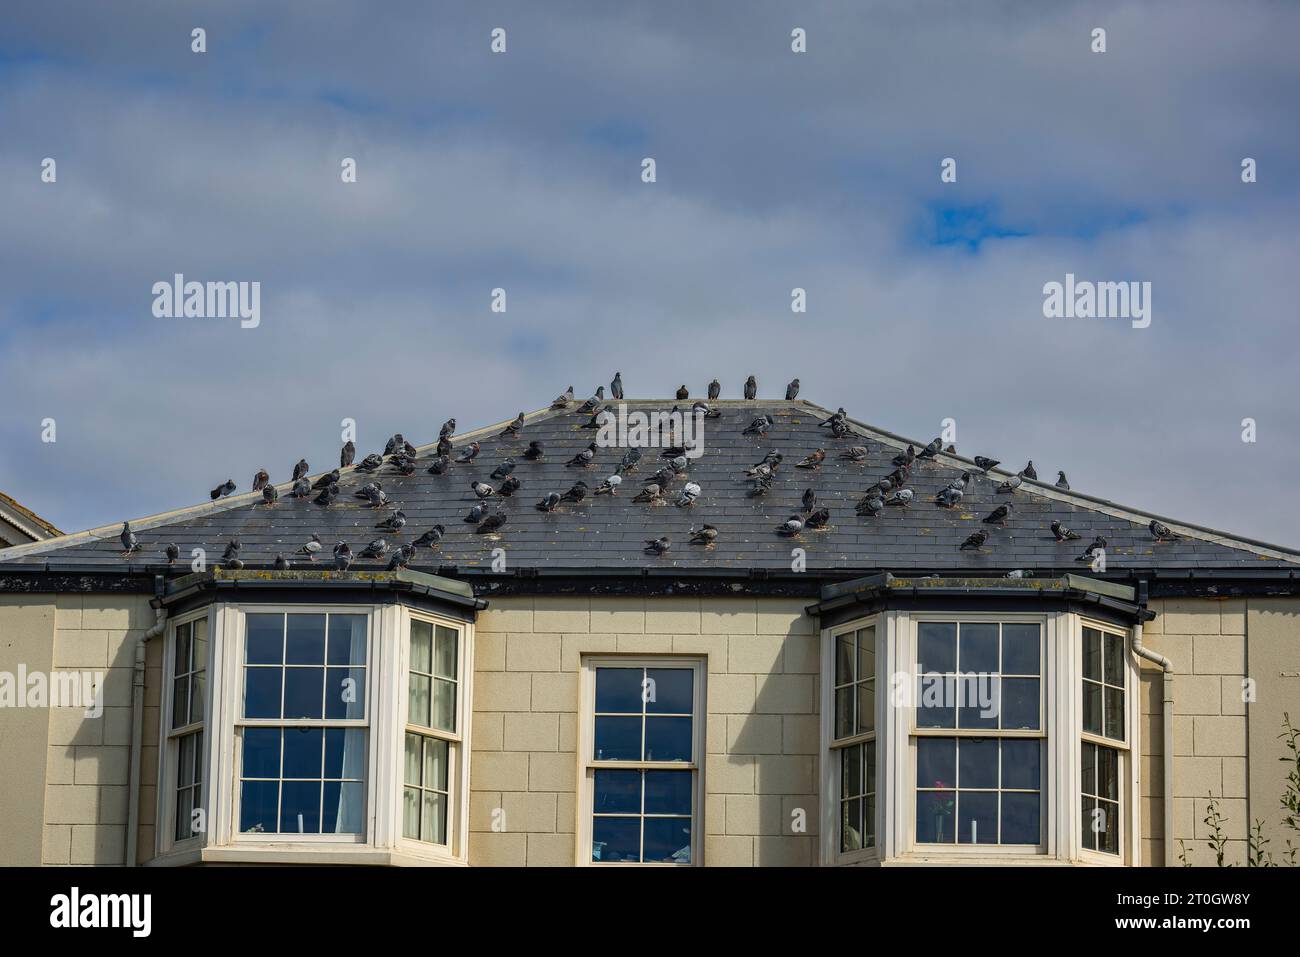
(114, 373, 1182, 570)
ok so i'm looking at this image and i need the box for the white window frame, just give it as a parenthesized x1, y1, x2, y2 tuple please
(819, 609, 1141, 866)
(156, 607, 212, 857)
(576, 656, 706, 867)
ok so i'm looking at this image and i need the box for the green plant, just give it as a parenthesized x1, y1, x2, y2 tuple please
(1279, 711, 1300, 866)
(1176, 838, 1191, 867)
(1203, 793, 1229, 866)
(1247, 818, 1274, 867)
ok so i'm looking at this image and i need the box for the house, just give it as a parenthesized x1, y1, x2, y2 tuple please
(0, 490, 61, 548)
(0, 394, 1296, 867)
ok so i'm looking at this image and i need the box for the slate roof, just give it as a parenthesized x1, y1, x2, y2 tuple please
(1, 399, 1297, 576)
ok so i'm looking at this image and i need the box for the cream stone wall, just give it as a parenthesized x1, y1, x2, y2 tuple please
(468, 595, 820, 866)
(0, 596, 56, 865)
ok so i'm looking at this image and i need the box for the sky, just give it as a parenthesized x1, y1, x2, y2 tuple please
(1, 0, 1297, 546)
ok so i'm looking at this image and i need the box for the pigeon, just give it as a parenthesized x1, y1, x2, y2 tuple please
(333, 542, 353, 571)
(982, 504, 1013, 525)
(164, 542, 179, 564)
(536, 492, 562, 512)
(500, 413, 525, 437)
(355, 481, 382, 500)
(744, 376, 757, 400)
(634, 484, 662, 504)
(644, 536, 671, 555)
(747, 475, 774, 498)
(743, 415, 773, 436)
(386, 544, 415, 571)
(561, 481, 589, 503)
(273, 554, 289, 570)
(690, 524, 718, 545)
(221, 539, 242, 564)
(886, 489, 914, 508)
(567, 443, 597, 467)
(855, 495, 885, 517)
(840, 446, 868, 462)
(946, 472, 973, 493)
(314, 484, 339, 507)
(918, 437, 943, 460)
(830, 419, 852, 439)
(412, 526, 446, 548)
(1055, 471, 1070, 490)
(580, 409, 610, 430)
(1077, 536, 1107, 563)
(892, 446, 916, 468)
(796, 449, 826, 469)
(595, 475, 622, 495)
(465, 501, 489, 524)
(376, 510, 407, 532)
(359, 538, 389, 560)
(708, 379, 721, 400)
(313, 469, 341, 490)
(744, 451, 783, 476)
(960, 530, 989, 551)
(805, 507, 831, 529)
(676, 482, 702, 507)
(436, 436, 454, 458)
(341, 441, 356, 467)
(646, 466, 675, 489)
(262, 485, 278, 506)
(297, 535, 323, 560)
(119, 522, 141, 556)
(523, 441, 545, 461)
(356, 453, 383, 473)
(455, 442, 481, 464)
(576, 388, 605, 415)
(973, 456, 1000, 474)
(476, 510, 508, 534)
(996, 474, 1023, 494)
(551, 387, 574, 409)
(364, 485, 388, 508)
(1022, 461, 1038, 481)
(472, 481, 495, 499)
(426, 455, 450, 475)
(802, 488, 817, 512)
(777, 515, 804, 536)
(617, 448, 642, 474)
(293, 459, 310, 481)
(935, 487, 963, 508)
(692, 401, 721, 419)
(785, 378, 800, 400)
(1051, 520, 1082, 542)
(1149, 520, 1178, 542)
(384, 434, 403, 455)
(252, 469, 270, 492)
(1005, 569, 1032, 579)
(291, 478, 311, 498)
(675, 385, 689, 400)
(491, 458, 517, 480)
(611, 372, 624, 400)
(668, 455, 689, 474)
(439, 419, 456, 439)
(210, 479, 236, 500)
(819, 408, 848, 429)
(498, 476, 521, 496)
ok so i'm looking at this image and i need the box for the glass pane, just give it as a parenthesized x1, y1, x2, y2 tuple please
(193, 730, 204, 785)
(240, 780, 279, 833)
(959, 623, 999, 673)
(1104, 633, 1125, 688)
(1104, 686, 1125, 740)
(841, 799, 862, 852)
(855, 681, 875, 735)
(842, 743, 861, 798)
(917, 737, 956, 791)
(957, 791, 997, 845)
(644, 716, 692, 761)
(404, 733, 421, 787)
(957, 738, 997, 789)
(1081, 742, 1097, 794)
(863, 740, 876, 796)
(432, 678, 456, 732)
(283, 667, 325, 719)
(646, 668, 693, 714)
(189, 671, 205, 726)
(1001, 739, 1041, 790)
(644, 771, 692, 815)
(593, 770, 640, 814)
(423, 737, 449, 791)
(1083, 628, 1102, 682)
(324, 781, 365, 835)
(595, 668, 644, 714)
(246, 614, 284, 664)
(175, 624, 191, 678)
(1097, 746, 1119, 800)
(409, 674, 431, 729)
(916, 791, 955, 843)
(1001, 791, 1040, 844)
(592, 817, 640, 862)
(835, 687, 853, 739)
(863, 791, 876, 847)
(1002, 624, 1040, 675)
(858, 627, 875, 685)
(192, 618, 208, 669)
(282, 727, 324, 778)
(1081, 795, 1097, 850)
(1082, 681, 1103, 736)
(918, 622, 956, 673)
(285, 614, 327, 665)
(327, 615, 367, 665)
(1097, 799, 1120, 854)
(836, 633, 854, 686)
(643, 817, 692, 864)
(1000, 678, 1039, 730)
(172, 677, 189, 730)
(325, 667, 366, 720)
(402, 786, 420, 839)
(175, 787, 194, 842)
(916, 673, 956, 729)
(325, 728, 365, 780)
(242, 727, 281, 778)
(281, 780, 322, 833)
(244, 668, 282, 719)
(957, 675, 998, 729)
(178, 734, 196, 786)
(593, 716, 641, 761)
(410, 620, 433, 674)
(434, 626, 458, 679)
(420, 790, 446, 844)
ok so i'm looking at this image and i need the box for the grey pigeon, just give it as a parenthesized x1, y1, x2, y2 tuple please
(291, 478, 311, 498)
(120, 522, 140, 555)
(476, 510, 508, 534)
(982, 504, 1013, 525)
(1077, 536, 1107, 562)
(777, 515, 804, 536)
(886, 489, 914, 508)
(211, 479, 236, 500)
(840, 446, 868, 462)
(802, 488, 817, 512)
(796, 449, 826, 469)
(690, 524, 718, 545)
(611, 372, 624, 400)
(692, 400, 720, 419)
(357, 453, 383, 472)
(935, 487, 963, 508)
(297, 534, 323, 560)
(252, 469, 270, 491)
(595, 475, 622, 495)
(341, 441, 355, 467)
(819, 408, 847, 429)
(273, 554, 289, 570)
(359, 539, 389, 560)
(1051, 520, 1082, 542)
(633, 484, 662, 504)
(708, 379, 721, 400)
(996, 474, 1022, 494)
(785, 378, 800, 400)
(262, 485, 278, 506)
(440, 419, 456, 438)
(500, 413, 525, 437)
(747, 474, 774, 498)
(365, 485, 389, 508)
(856, 495, 885, 517)
(314, 484, 339, 507)
(973, 456, 999, 473)
(1022, 461, 1038, 480)
(644, 536, 671, 555)
(454, 442, 480, 464)
(805, 507, 831, 529)
(412, 526, 446, 548)
(536, 492, 562, 512)
(960, 530, 989, 551)
(292, 459, 309, 481)
(333, 542, 353, 571)
(221, 539, 242, 564)
(498, 477, 521, 497)
(675, 482, 701, 507)
(472, 481, 495, 499)
(386, 543, 415, 571)
(313, 469, 340, 490)
(164, 542, 179, 564)
(524, 441, 545, 461)
(491, 458, 517, 480)
(567, 443, 597, 467)
(1149, 520, 1178, 542)
(354, 481, 382, 500)
(376, 510, 407, 532)
(675, 385, 689, 400)
(465, 502, 489, 523)
(426, 455, 450, 475)
(918, 437, 943, 460)
(1055, 471, 1070, 490)
(743, 415, 773, 436)
(892, 446, 916, 468)
(576, 388, 605, 415)
(617, 448, 642, 474)
(744, 375, 757, 400)
(561, 481, 589, 503)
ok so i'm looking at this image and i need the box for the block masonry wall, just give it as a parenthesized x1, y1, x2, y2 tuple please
(468, 596, 820, 866)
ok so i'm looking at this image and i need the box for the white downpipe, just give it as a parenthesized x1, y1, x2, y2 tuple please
(1131, 621, 1175, 866)
(126, 605, 168, 866)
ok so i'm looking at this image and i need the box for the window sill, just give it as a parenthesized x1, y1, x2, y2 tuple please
(196, 844, 466, 866)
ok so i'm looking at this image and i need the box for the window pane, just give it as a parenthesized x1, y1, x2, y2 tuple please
(856, 681, 875, 735)
(956, 791, 997, 844)
(1083, 628, 1102, 682)
(285, 614, 326, 665)
(189, 671, 205, 726)
(916, 791, 955, 843)
(1001, 739, 1040, 790)
(178, 733, 196, 786)
(246, 614, 284, 664)
(593, 770, 640, 814)
(404, 733, 421, 787)
(403, 787, 420, 839)
(432, 678, 456, 732)
(592, 817, 639, 862)
(172, 677, 190, 730)
(595, 668, 643, 714)
(841, 799, 862, 852)
(281, 780, 322, 833)
(1002, 624, 1040, 675)
(420, 790, 446, 844)
(1000, 678, 1039, 730)
(408, 674, 431, 729)
(858, 627, 875, 685)
(1103, 633, 1125, 688)
(842, 742, 862, 798)
(644, 716, 692, 761)
(916, 673, 956, 729)
(918, 622, 956, 673)
(175, 624, 191, 678)
(957, 738, 997, 789)
(325, 728, 365, 780)
(410, 620, 433, 673)
(594, 716, 641, 761)
(1104, 686, 1125, 741)
(917, 737, 956, 791)
(646, 668, 693, 714)
(283, 727, 324, 778)
(242, 727, 281, 778)
(1081, 795, 1097, 850)
(324, 781, 365, 835)
(326, 667, 366, 720)
(959, 623, 998, 673)
(1082, 681, 1103, 735)
(244, 668, 282, 719)
(1097, 746, 1119, 800)
(422, 737, 448, 791)
(283, 667, 325, 719)
(434, 626, 458, 679)
(327, 615, 367, 666)
(644, 771, 692, 815)
(1096, 800, 1119, 854)
(836, 633, 854, 686)
(835, 687, 853, 739)
(240, 780, 279, 833)
(1001, 792, 1040, 844)
(175, 787, 195, 842)
(957, 675, 998, 729)
(1081, 742, 1097, 792)
(643, 817, 691, 864)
